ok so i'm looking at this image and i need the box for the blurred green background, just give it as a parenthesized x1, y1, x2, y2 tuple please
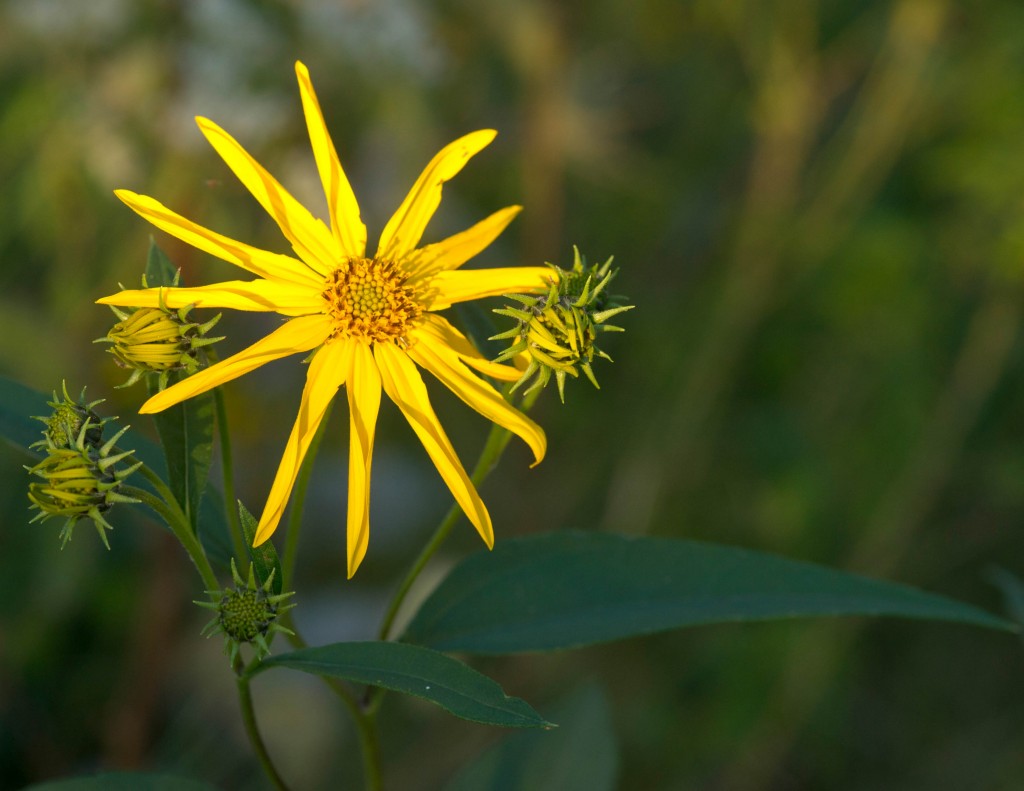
(3, 0, 1024, 788)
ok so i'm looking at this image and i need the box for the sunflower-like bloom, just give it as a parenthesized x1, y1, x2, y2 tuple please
(98, 62, 549, 576)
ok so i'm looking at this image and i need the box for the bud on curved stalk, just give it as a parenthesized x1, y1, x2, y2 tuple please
(27, 419, 141, 548)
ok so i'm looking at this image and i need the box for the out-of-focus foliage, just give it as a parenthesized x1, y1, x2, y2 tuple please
(3, 0, 1024, 788)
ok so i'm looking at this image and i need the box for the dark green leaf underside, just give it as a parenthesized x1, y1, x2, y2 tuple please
(253, 641, 552, 729)
(404, 531, 1015, 654)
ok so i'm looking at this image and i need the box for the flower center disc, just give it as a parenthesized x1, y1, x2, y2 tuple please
(323, 257, 421, 343)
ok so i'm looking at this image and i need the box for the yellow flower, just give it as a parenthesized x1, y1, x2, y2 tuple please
(98, 62, 548, 577)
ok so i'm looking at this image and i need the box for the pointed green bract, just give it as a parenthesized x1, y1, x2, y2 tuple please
(403, 531, 1015, 654)
(239, 500, 283, 596)
(250, 641, 553, 729)
(146, 237, 178, 286)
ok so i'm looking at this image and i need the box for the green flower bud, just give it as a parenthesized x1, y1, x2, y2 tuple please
(492, 246, 634, 402)
(31, 382, 108, 452)
(197, 559, 296, 664)
(27, 422, 140, 548)
(96, 273, 224, 389)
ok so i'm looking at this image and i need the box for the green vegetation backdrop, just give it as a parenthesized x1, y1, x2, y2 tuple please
(3, 0, 1024, 788)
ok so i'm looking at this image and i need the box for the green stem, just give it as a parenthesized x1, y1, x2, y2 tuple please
(274, 621, 383, 790)
(235, 658, 292, 791)
(376, 386, 540, 642)
(282, 401, 333, 590)
(124, 472, 219, 591)
(212, 385, 247, 563)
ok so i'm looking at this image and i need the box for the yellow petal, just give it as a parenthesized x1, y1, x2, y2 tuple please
(407, 330, 546, 466)
(295, 62, 367, 258)
(405, 206, 521, 280)
(196, 117, 338, 275)
(374, 343, 494, 547)
(114, 190, 321, 287)
(254, 339, 351, 546)
(425, 267, 553, 310)
(376, 130, 497, 262)
(139, 314, 332, 413)
(344, 342, 382, 577)
(97, 279, 323, 317)
(417, 314, 523, 382)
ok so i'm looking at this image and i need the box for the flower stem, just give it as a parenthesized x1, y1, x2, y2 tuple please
(235, 657, 292, 791)
(124, 473, 219, 591)
(376, 386, 540, 641)
(212, 385, 248, 563)
(275, 623, 383, 790)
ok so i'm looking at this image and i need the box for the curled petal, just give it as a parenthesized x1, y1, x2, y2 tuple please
(407, 330, 545, 466)
(417, 314, 524, 383)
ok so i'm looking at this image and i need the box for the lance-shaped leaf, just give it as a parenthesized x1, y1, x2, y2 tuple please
(250, 641, 552, 728)
(238, 499, 283, 595)
(403, 531, 1015, 654)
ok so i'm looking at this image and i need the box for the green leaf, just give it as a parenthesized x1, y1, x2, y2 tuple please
(987, 566, 1024, 627)
(0, 375, 232, 567)
(197, 491, 234, 571)
(23, 772, 219, 791)
(403, 531, 1016, 654)
(447, 682, 617, 791)
(145, 237, 178, 286)
(238, 499, 282, 595)
(147, 372, 215, 532)
(251, 641, 553, 729)
(0, 374, 51, 453)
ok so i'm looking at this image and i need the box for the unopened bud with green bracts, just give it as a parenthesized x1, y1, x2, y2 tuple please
(96, 272, 223, 389)
(27, 420, 141, 548)
(31, 382, 109, 453)
(196, 559, 296, 664)
(491, 246, 634, 402)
